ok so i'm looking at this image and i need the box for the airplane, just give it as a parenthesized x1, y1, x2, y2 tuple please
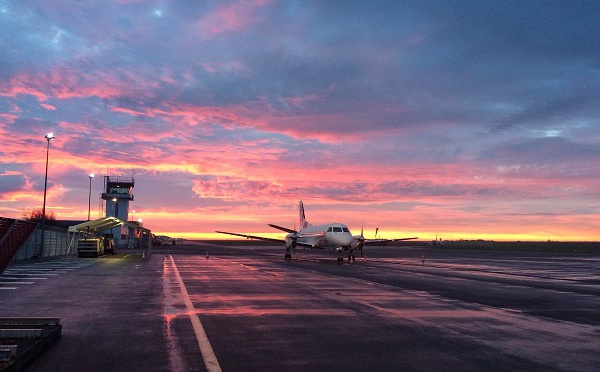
(216, 201, 418, 263)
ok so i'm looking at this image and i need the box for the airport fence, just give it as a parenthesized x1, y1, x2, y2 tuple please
(14, 225, 72, 260)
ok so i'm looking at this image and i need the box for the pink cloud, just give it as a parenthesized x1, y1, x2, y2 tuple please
(0, 169, 66, 217)
(147, 97, 407, 143)
(197, 0, 272, 38)
(192, 177, 282, 200)
(280, 94, 321, 108)
(41, 103, 57, 110)
(0, 74, 49, 101)
(0, 66, 162, 102)
(0, 113, 19, 128)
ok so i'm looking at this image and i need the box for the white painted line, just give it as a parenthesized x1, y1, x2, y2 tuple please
(7, 268, 54, 271)
(0, 277, 47, 280)
(4, 272, 54, 277)
(0, 287, 17, 290)
(169, 255, 222, 372)
(0, 273, 48, 279)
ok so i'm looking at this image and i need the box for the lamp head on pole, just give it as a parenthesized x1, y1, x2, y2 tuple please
(89, 173, 95, 179)
(45, 133, 55, 141)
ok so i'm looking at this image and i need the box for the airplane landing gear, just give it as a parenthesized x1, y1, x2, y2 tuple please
(336, 257, 343, 264)
(348, 254, 355, 263)
(285, 253, 292, 260)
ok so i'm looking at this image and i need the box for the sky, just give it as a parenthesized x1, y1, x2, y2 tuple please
(1, 0, 599, 241)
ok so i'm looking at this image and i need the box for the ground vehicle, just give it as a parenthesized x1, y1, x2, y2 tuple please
(77, 238, 104, 257)
(152, 235, 174, 246)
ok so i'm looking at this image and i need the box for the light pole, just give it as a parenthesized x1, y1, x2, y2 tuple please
(40, 132, 54, 257)
(88, 173, 94, 220)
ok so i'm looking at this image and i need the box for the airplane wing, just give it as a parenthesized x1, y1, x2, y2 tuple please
(267, 224, 296, 233)
(215, 230, 316, 249)
(215, 231, 285, 243)
(363, 237, 418, 245)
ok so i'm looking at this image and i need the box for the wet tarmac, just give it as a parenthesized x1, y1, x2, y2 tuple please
(1, 243, 599, 371)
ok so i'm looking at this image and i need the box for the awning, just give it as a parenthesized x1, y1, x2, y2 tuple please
(68, 217, 150, 235)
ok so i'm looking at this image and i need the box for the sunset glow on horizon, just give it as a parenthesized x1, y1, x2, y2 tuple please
(1, 1, 599, 242)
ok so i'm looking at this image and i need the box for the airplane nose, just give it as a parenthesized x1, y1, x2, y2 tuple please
(343, 234, 353, 247)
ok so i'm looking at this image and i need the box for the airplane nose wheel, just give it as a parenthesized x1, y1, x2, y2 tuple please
(348, 254, 355, 263)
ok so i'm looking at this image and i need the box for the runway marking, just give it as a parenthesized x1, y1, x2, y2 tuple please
(0, 276, 47, 280)
(169, 255, 222, 372)
(1, 259, 94, 290)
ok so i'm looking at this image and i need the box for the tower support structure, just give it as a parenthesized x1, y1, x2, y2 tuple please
(101, 175, 134, 248)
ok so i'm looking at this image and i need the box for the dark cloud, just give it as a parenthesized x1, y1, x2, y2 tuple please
(0, 172, 27, 195)
(286, 180, 520, 201)
(488, 137, 600, 165)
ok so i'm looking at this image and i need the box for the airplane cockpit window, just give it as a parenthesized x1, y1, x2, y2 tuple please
(327, 227, 333, 232)
(342, 227, 350, 233)
(333, 227, 343, 233)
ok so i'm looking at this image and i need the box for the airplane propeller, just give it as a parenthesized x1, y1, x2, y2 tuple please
(356, 223, 365, 255)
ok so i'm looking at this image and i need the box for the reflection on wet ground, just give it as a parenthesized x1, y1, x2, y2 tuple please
(162, 257, 187, 372)
(162, 245, 599, 371)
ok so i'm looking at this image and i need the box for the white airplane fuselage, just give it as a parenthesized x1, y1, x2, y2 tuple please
(292, 222, 354, 249)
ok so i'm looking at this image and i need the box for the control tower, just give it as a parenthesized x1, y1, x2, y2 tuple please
(101, 175, 134, 248)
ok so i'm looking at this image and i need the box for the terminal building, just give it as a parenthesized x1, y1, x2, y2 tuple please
(1, 174, 152, 273)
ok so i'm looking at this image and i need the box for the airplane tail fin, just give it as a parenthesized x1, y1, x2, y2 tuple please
(299, 201, 309, 230)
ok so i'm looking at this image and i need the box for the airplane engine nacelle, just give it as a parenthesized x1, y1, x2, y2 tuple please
(351, 236, 365, 251)
(285, 238, 297, 250)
